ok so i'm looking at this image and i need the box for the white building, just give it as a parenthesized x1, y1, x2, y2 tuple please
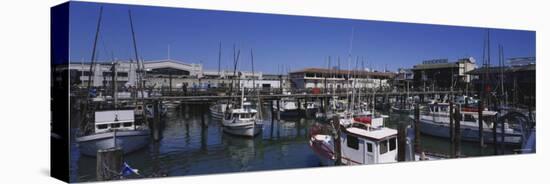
(289, 68, 395, 89)
(68, 59, 282, 90)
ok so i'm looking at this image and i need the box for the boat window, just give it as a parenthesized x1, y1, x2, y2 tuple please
(111, 123, 121, 128)
(380, 140, 388, 154)
(389, 138, 396, 151)
(97, 124, 108, 129)
(464, 114, 476, 122)
(347, 135, 359, 150)
(367, 143, 373, 153)
(123, 122, 133, 127)
(241, 113, 251, 119)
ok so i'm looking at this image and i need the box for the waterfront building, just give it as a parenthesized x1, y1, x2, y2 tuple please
(393, 68, 414, 91)
(67, 59, 282, 90)
(288, 68, 395, 90)
(411, 57, 476, 91)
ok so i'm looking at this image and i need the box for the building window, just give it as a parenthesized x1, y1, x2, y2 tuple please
(347, 135, 359, 150)
(389, 138, 396, 151)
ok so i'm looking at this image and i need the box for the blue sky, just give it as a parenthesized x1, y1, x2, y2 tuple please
(68, 1, 536, 73)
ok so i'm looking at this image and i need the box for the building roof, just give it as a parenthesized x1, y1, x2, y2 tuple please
(289, 68, 396, 78)
(412, 62, 458, 70)
(466, 64, 535, 75)
(412, 57, 475, 70)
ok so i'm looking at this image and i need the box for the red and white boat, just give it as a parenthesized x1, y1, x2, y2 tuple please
(309, 116, 398, 165)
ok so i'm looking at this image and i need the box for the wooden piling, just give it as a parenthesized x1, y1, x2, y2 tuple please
(324, 97, 329, 114)
(304, 97, 310, 119)
(153, 100, 160, 141)
(397, 122, 407, 162)
(454, 104, 461, 158)
(449, 102, 455, 156)
(276, 99, 281, 120)
(96, 147, 123, 181)
(500, 118, 505, 154)
(270, 100, 275, 121)
(332, 115, 342, 165)
(413, 104, 422, 155)
(492, 116, 497, 155)
(478, 101, 485, 148)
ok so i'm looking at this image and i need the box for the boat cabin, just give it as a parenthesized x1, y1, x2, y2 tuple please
(225, 102, 258, 122)
(340, 122, 398, 165)
(427, 102, 498, 117)
(94, 110, 137, 133)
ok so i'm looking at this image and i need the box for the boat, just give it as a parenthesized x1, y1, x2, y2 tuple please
(412, 102, 523, 145)
(76, 10, 151, 157)
(309, 116, 399, 165)
(273, 98, 318, 118)
(391, 103, 413, 114)
(76, 110, 150, 157)
(222, 87, 263, 137)
(209, 102, 230, 119)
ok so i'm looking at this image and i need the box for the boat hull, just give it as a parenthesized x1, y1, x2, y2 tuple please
(309, 135, 335, 166)
(391, 106, 412, 114)
(222, 122, 263, 137)
(76, 130, 150, 157)
(418, 119, 522, 145)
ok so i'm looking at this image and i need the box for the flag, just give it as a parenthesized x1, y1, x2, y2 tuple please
(121, 162, 140, 176)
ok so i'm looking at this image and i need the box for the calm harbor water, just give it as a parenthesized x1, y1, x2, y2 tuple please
(70, 103, 519, 182)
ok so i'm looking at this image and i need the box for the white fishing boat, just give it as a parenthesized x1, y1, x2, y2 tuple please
(309, 116, 439, 165)
(76, 110, 150, 157)
(413, 102, 523, 145)
(222, 87, 263, 137)
(309, 118, 398, 165)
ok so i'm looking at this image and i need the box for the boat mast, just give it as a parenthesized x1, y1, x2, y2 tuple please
(128, 9, 147, 125)
(112, 60, 118, 109)
(82, 7, 103, 134)
(231, 45, 240, 104)
(86, 7, 103, 97)
(241, 81, 245, 109)
(251, 49, 261, 118)
(218, 42, 222, 76)
(346, 27, 354, 112)
(499, 44, 506, 106)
